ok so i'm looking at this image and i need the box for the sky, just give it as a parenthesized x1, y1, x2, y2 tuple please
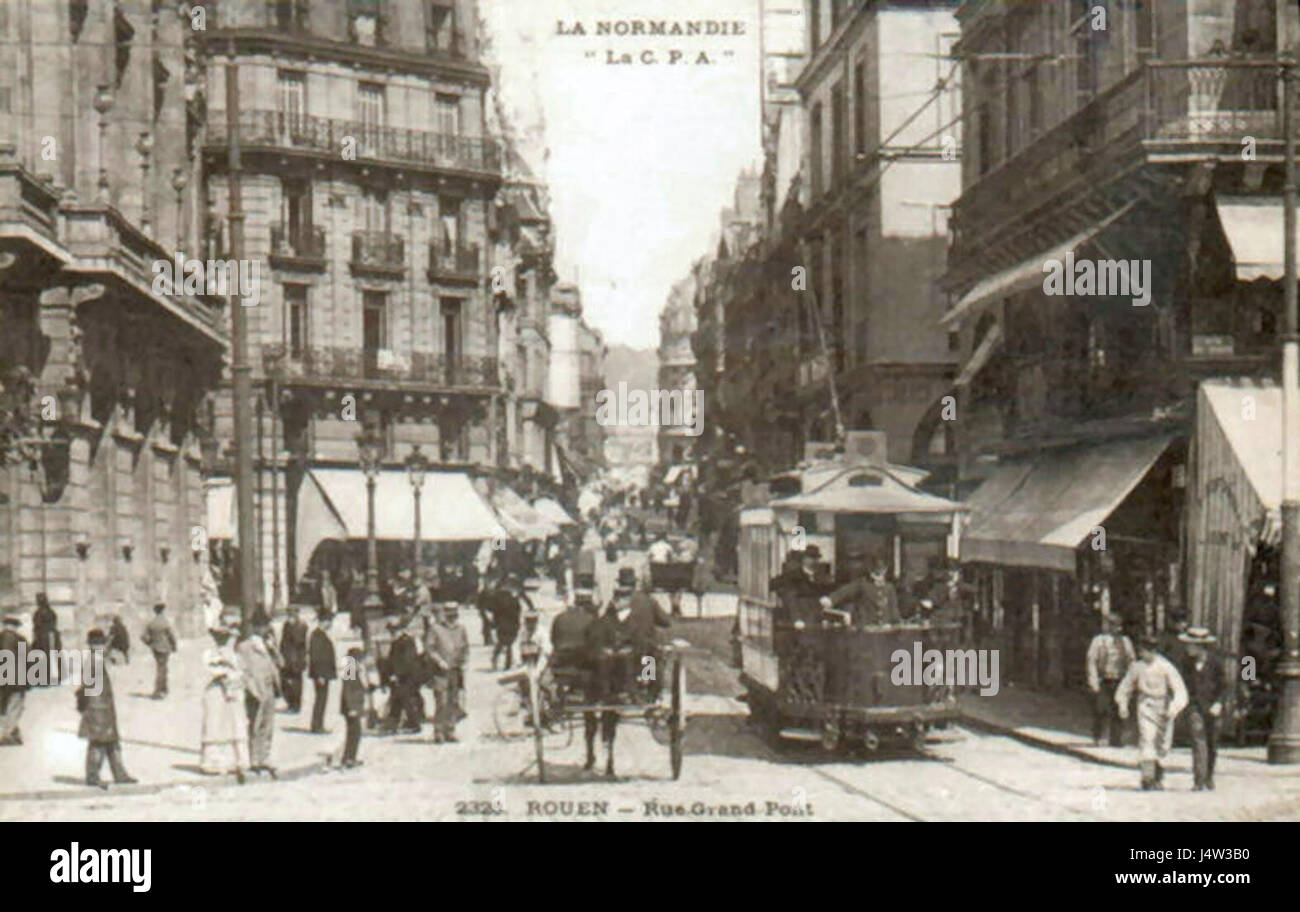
(479, 0, 774, 350)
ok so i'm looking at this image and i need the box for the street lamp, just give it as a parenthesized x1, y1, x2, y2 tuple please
(405, 444, 429, 577)
(356, 421, 386, 625)
(92, 85, 113, 200)
(136, 131, 153, 235)
(171, 167, 188, 250)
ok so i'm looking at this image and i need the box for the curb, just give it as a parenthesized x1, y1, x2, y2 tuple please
(0, 757, 332, 804)
(959, 712, 1133, 770)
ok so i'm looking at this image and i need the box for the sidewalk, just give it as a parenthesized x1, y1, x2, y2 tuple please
(0, 622, 363, 802)
(959, 683, 1296, 779)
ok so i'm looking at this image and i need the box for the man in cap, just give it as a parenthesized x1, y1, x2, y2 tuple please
(1179, 626, 1225, 790)
(77, 629, 137, 788)
(308, 610, 337, 734)
(1085, 614, 1135, 747)
(279, 604, 309, 713)
(0, 613, 27, 745)
(426, 603, 469, 742)
(1116, 634, 1188, 791)
(821, 557, 900, 627)
(141, 602, 178, 699)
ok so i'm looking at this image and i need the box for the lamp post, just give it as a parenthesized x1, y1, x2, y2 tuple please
(356, 422, 386, 626)
(92, 85, 113, 201)
(136, 131, 153, 235)
(405, 444, 429, 577)
(171, 167, 188, 250)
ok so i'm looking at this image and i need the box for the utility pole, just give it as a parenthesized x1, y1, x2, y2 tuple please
(226, 50, 257, 625)
(1271, 56, 1300, 763)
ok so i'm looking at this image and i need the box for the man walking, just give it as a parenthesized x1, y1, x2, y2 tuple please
(238, 617, 280, 777)
(382, 615, 423, 734)
(32, 592, 60, 669)
(339, 646, 367, 768)
(141, 603, 178, 699)
(308, 610, 337, 734)
(427, 603, 469, 743)
(490, 577, 529, 671)
(1116, 635, 1188, 791)
(1179, 627, 1224, 791)
(77, 629, 137, 789)
(0, 613, 28, 745)
(280, 605, 308, 713)
(1085, 614, 1135, 747)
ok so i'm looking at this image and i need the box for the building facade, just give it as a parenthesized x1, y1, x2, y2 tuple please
(0, 0, 225, 637)
(947, 0, 1293, 689)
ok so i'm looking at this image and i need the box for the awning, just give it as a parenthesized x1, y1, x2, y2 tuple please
(961, 435, 1174, 572)
(954, 323, 1003, 387)
(941, 201, 1137, 328)
(206, 481, 236, 543)
(533, 497, 576, 526)
(1187, 379, 1284, 654)
(295, 469, 507, 579)
(1216, 196, 1300, 281)
(476, 481, 560, 541)
(771, 466, 965, 516)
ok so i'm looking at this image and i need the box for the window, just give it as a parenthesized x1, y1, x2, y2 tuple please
(435, 94, 460, 136)
(810, 102, 824, 197)
(830, 233, 844, 373)
(441, 297, 463, 385)
(809, 0, 821, 51)
(357, 82, 385, 151)
(359, 186, 389, 233)
(438, 195, 462, 248)
(284, 284, 308, 358)
(280, 177, 313, 253)
(1135, 0, 1156, 64)
(426, 0, 459, 54)
(830, 82, 845, 187)
(976, 103, 992, 176)
(830, 0, 844, 32)
(277, 71, 306, 138)
(363, 291, 387, 375)
(853, 61, 866, 157)
(856, 229, 869, 362)
(270, 0, 308, 32)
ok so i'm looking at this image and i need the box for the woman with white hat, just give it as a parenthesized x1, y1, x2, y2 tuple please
(200, 614, 250, 782)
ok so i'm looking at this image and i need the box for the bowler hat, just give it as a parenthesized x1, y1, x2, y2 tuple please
(87, 628, 108, 646)
(803, 545, 822, 559)
(615, 567, 637, 590)
(1177, 626, 1217, 645)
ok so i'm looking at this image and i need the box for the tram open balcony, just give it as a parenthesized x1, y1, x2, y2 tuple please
(205, 110, 501, 177)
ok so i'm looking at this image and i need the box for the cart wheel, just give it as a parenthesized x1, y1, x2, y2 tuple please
(530, 679, 546, 783)
(670, 657, 685, 780)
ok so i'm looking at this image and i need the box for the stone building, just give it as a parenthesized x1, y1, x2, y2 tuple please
(0, 0, 224, 637)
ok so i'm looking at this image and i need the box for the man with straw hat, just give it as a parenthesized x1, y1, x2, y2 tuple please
(1116, 634, 1189, 791)
(1178, 626, 1225, 791)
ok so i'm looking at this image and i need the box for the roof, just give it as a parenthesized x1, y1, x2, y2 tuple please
(771, 465, 964, 516)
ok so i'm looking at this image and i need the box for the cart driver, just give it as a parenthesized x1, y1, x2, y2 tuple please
(647, 535, 674, 564)
(821, 557, 901, 627)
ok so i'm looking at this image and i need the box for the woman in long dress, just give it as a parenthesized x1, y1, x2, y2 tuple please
(200, 624, 249, 782)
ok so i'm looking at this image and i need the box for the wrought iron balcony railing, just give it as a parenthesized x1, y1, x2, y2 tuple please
(427, 240, 480, 280)
(261, 343, 499, 389)
(270, 224, 326, 261)
(206, 110, 502, 174)
(351, 230, 404, 272)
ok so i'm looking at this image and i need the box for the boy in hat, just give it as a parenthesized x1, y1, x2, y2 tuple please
(78, 629, 137, 788)
(0, 613, 27, 745)
(339, 646, 367, 768)
(1116, 635, 1188, 790)
(1179, 626, 1225, 790)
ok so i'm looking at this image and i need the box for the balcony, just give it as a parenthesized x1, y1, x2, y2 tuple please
(261, 343, 498, 391)
(350, 230, 404, 277)
(269, 224, 326, 270)
(205, 110, 501, 176)
(952, 59, 1284, 252)
(427, 240, 480, 283)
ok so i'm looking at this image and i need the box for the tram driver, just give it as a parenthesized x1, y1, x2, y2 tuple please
(820, 557, 901, 627)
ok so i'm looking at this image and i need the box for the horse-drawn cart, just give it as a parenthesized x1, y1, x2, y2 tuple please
(493, 640, 695, 782)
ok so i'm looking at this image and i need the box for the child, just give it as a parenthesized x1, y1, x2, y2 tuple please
(78, 629, 137, 788)
(340, 647, 366, 768)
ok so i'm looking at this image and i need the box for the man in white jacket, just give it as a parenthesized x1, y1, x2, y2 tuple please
(1116, 635, 1188, 791)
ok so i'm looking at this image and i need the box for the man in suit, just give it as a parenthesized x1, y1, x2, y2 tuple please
(308, 610, 337, 734)
(623, 570, 672, 701)
(770, 549, 823, 629)
(490, 577, 531, 671)
(382, 615, 423, 734)
(1179, 626, 1225, 791)
(426, 603, 469, 743)
(821, 558, 900, 627)
(339, 647, 367, 768)
(279, 605, 309, 713)
(551, 591, 596, 670)
(238, 617, 280, 777)
(141, 603, 178, 699)
(77, 629, 137, 788)
(0, 614, 28, 745)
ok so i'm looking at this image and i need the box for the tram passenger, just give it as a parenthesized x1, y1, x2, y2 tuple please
(821, 558, 900, 627)
(770, 549, 823, 629)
